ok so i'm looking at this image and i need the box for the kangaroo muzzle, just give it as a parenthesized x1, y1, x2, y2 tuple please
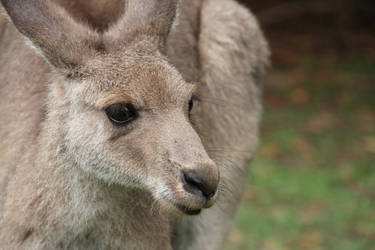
(165, 117, 220, 214)
(181, 164, 219, 207)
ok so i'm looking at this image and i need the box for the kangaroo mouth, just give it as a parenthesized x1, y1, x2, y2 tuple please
(175, 204, 202, 215)
(159, 196, 203, 216)
(158, 188, 217, 216)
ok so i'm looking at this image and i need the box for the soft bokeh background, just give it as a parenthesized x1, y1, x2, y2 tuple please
(226, 0, 375, 249)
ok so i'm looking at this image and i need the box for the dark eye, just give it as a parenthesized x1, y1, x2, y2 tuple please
(188, 99, 194, 113)
(188, 95, 200, 113)
(105, 103, 137, 125)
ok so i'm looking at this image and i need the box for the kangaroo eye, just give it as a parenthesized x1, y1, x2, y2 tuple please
(188, 95, 201, 113)
(105, 103, 137, 125)
(188, 99, 194, 113)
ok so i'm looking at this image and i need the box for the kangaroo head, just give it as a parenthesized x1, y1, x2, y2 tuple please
(2, 0, 219, 215)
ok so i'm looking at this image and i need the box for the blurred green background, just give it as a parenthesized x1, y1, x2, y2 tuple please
(226, 0, 375, 249)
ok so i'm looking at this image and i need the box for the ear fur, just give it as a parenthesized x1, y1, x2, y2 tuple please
(1, 0, 101, 69)
(104, 0, 179, 51)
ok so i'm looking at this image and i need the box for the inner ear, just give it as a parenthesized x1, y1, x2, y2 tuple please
(54, 0, 126, 32)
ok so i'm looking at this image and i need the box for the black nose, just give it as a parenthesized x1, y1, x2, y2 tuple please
(181, 169, 218, 200)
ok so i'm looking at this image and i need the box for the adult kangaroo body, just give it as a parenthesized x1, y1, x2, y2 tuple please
(0, 0, 269, 249)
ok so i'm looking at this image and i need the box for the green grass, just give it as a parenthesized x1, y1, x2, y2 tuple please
(226, 58, 375, 250)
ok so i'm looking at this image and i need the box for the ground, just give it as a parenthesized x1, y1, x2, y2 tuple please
(226, 57, 375, 250)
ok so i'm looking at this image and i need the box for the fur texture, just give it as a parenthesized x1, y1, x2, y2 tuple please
(0, 0, 269, 249)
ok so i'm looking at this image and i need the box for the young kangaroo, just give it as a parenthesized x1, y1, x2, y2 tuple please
(0, 0, 269, 249)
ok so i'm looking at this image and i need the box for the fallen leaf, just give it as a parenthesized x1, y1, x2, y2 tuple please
(294, 137, 316, 158)
(243, 187, 257, 202)
(364, 136, 375, 154)
(304, 112, 339, 132)
(297, 232, 323, 249)
(228, 228, 243, 245)
(302, 203, 325, 222)
(260, 143, 282, 158)
(290, 87, 310, 105)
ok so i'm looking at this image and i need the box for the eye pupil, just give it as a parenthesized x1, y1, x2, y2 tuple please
(188, 99, 194, 112)
(105, 103, 137, 125)
(188, 95, 200, 114)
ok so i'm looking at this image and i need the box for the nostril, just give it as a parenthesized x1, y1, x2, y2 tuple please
(181, 170, 216, 200)
(182, 171, 204, 194)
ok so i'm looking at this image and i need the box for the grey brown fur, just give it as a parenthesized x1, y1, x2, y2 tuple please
(0, 0, 269, 249)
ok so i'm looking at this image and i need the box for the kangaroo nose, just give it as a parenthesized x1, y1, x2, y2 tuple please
(181, 168, 219, 200)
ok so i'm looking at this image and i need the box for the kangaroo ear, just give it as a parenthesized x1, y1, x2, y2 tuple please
(1, 0, 101, 69)
(104, 0, 179, 51)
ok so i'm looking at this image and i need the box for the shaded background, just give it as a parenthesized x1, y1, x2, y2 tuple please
(226, 0, 375, 249)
